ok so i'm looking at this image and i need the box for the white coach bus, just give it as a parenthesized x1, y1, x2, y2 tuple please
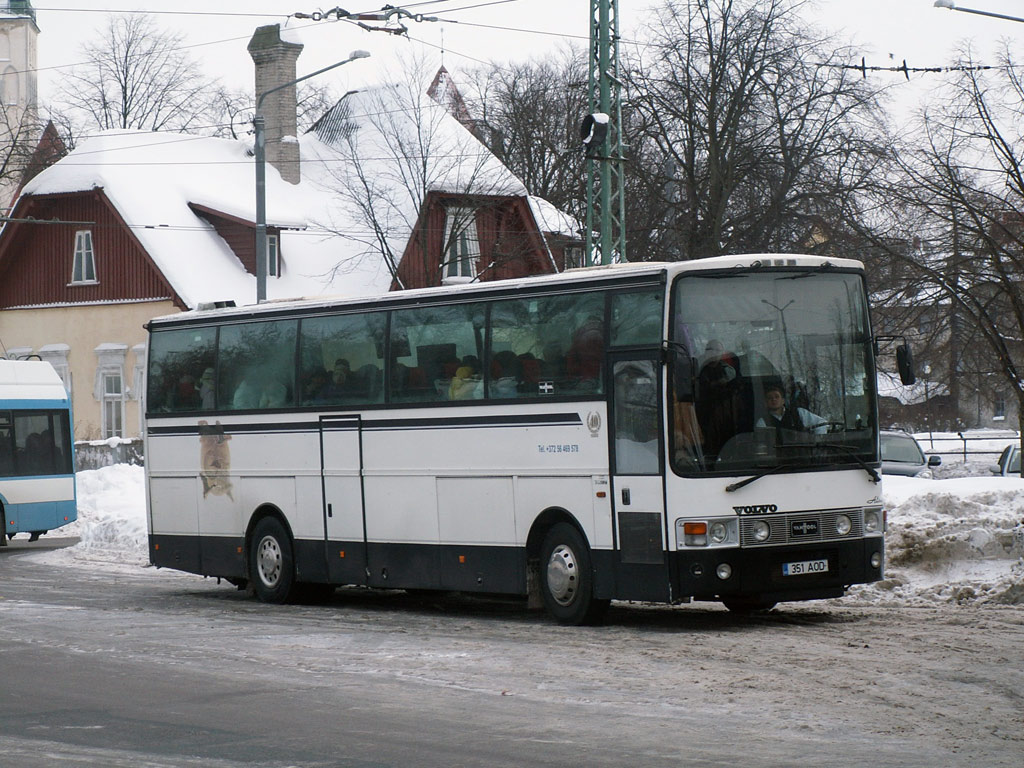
(145, 256, 890, 624)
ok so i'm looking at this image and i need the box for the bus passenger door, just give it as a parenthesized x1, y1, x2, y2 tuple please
(319, 415, 367, 585)
(609, 355, 671, 602)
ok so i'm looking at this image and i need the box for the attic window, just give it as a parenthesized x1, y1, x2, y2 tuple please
(442, 207, 479, 284)
(71, 230, 97, 285)
(267, 234, 280, 277)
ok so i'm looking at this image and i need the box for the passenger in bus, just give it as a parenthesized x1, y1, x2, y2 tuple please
(756, 382, 827, 435)
(320, 358, 355, 401)
(695, 343, 743, 456)
(448, 365, 482, 400)
(301, 367, 330, 404)
(199, 368, 216, 410)
(232, 372, 262, 409)
(491, 350, 522, 397)
(259, 377, 289, 408)
(175, 373, 200, 410)
(566, 316, 604, 388)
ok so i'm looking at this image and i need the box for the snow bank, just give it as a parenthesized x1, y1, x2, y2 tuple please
(34, 464, 149, 570)
(846, 473, 1024, 606)
(25, 463, 1024, 608)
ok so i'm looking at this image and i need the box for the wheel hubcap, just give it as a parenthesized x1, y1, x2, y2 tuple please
(256, 535, 282, 588)
(546, 544, 578, 606)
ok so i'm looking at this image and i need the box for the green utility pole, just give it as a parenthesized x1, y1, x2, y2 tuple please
(585, 0, 626, 266)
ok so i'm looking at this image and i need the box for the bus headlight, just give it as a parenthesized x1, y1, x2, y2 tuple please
(710, 521, 729, 544)
(752, 520, 771, 542)
(835, 514, 852, 536)
(864, 510, 880, 533)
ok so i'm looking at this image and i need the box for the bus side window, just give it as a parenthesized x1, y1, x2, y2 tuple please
(299, 313, 386, 406)
(147, 327, 217, 412)
(610, 290, 663, 347)
(0, 414, 13, 475)
(218, 319, 297, 410)
(389, 304, 484, 404)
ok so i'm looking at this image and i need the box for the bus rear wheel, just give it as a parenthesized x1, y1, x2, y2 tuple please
(540, 523, 608, 626)
(249, 517, 295, 604)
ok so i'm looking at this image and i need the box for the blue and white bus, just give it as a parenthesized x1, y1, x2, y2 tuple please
(145, 256, 890, 623)
(0, 360, 77, 545)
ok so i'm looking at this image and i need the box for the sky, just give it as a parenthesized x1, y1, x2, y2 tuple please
(25, 0, 1024, 113)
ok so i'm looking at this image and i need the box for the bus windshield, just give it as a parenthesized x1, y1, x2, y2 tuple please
(669, 269, 876, 476)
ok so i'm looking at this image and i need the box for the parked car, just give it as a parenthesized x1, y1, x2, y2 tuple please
(880, 430, 942, 478)
(989, 444, 1021, 477)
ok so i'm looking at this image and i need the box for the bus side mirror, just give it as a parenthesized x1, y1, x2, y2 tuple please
(896, 344, 916, 386)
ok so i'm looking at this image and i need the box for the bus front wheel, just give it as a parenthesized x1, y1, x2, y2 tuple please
(249, 517, 295, 604)
(539, 523, 608, 626)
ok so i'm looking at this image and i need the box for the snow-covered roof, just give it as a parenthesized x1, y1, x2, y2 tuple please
(19, 130, 393, 308)
(14, 75, 579, 309)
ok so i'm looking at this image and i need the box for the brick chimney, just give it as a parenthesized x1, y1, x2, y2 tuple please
(248, 24, 303, 184)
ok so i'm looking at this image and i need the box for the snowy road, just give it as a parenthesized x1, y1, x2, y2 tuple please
(1, 541, 1021, 767)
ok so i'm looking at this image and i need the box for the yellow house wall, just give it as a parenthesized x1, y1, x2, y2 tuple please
(0, 300, 179, 440)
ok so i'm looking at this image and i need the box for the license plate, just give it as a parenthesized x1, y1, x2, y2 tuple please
(782, 558, 829, 576)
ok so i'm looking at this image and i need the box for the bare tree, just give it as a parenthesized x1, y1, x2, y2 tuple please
(311, 56, 532, 288)
(626, 0, 887, 261)
(54, 14, 221, 133)
(0, 102, 71, 212)
(468, 48, 589, 223)
(857, 43, 1024, 449)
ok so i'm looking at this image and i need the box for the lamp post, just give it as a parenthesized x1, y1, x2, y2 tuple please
(254, 49, 370, 303)
(922, 363, 933, 447)
(934, 0, 1024, 24)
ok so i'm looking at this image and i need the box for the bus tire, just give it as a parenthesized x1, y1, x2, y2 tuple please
(722, 596, 776, 613)
(249, 517, 295, 604)
(539, 523, 608, 626)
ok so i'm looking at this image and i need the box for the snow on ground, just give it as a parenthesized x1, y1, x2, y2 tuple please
(26, 432, 1024, 607)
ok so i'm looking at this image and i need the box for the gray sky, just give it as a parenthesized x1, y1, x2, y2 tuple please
(32, 1, 1024, 112)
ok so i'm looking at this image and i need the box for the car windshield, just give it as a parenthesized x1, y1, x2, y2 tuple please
(669, 269, 877, 476)
(881, 434, 924, 464)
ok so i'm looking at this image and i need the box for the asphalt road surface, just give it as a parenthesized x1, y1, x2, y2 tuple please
(1, 538, 1021, 767)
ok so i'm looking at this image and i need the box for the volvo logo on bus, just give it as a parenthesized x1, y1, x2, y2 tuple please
(733, 504, 778, 515)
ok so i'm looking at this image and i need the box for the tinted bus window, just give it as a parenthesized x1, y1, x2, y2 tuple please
(611, 290, 663, 347)
(219, 320, 298, 410)
(389, 303, 485, 403)
(490, 293, 605, 398)
(299, 313, 386, 406)
(0, 410, 72, 477)
(147, 327, 217, 412)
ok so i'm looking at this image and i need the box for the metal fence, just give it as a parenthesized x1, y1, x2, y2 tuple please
(916, 431, 1018, 463)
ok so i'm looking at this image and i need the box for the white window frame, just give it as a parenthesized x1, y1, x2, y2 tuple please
(267, 234, 280, 277)
(71, 230, 98, 285)
(442, 207, 479, 285)
(131, 343, 147, 436)
(94, 344, 127, 439)
(38, 343, 72, 395)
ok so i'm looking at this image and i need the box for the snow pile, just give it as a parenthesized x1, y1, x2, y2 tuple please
(47, 464, 149, 568)
(27, 463, 1024, 607)
(848, 474, 1024, 606)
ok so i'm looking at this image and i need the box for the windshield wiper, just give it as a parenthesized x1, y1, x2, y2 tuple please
(725, 463, 791, 493)
(725, 444, 880, 492)
(819, 443, 881, 483)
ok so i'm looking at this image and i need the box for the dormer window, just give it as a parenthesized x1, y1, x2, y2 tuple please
(267, 234, 280, 277)
(442, 207, 479, 284)
(71, 230, 97, 284)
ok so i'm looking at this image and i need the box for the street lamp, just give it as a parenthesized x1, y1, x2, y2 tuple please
(254, 49, 370, 303)
(934, 0, 1024, 24)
